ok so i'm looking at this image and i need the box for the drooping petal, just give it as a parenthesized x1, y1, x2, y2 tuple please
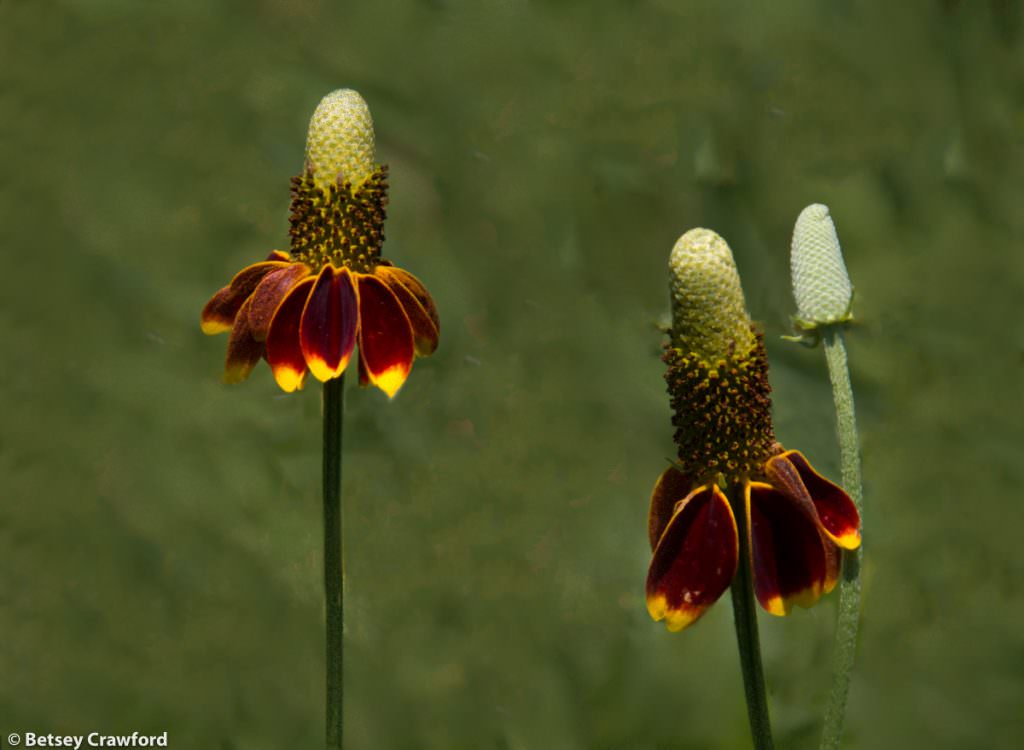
(766, 451, 861, 550)
(376, 266, 439, 328)
(822, 537, 840, 595)
(200, 260, 288, 334)
(201, 287, 244, 334)
(747, 481, 829, 616)
(299, 265, 359, 382)
(356, 273, 415, 398)
(375, 266, 440, 356)
(248, 263, 311, 341)
(223, 296, 264, 384)
(648, 464, 694, 551)
(646, 484, 738, 632)
(266, 278, 315, 393)
(357, 351, 370, 387)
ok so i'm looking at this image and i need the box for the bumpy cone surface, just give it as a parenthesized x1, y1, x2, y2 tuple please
(790, 203, 853, 327)
(305, 89, 376, 191)
(669, 228, 755, 362)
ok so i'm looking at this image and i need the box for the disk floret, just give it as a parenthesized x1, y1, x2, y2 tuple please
(664, 331, 776, 485)
(288, 165, 389, 273)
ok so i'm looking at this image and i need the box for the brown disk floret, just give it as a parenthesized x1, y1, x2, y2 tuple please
(288, 165, 389, 273)
(663, 328, 778, 485)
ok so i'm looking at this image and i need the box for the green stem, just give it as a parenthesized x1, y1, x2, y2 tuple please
(323, 374, 345, 749)
(728, 485, 775, 750)
(820, 327, 863, 750)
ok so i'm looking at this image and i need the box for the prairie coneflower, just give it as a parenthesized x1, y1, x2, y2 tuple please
(199, 89, 439, 750)
(646, 228, 860, 631)
(645, 228, 861, 748)
(201, 89, 439, 398)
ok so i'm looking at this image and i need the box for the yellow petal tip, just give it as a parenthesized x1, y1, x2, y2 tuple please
(273, 368, 306, 393)
(647, 594, 668, 622)
(834, 530, 862, 550)
(371, 366, 409, 399)
(306, 355, 350, 384)
(647, 594, 699, 632)
(201, 320, 232, 335)
(222, 365, 253, 385)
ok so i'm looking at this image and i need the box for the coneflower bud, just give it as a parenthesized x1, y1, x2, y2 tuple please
(669, 228, 756, 362)
(790, 204, 853, 330)
(305, 89, 376, 191)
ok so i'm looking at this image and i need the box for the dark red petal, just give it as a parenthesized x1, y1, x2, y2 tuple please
(767, 451, 861, 550)
(376, 266, 439, 331)
(266, 250, 290, 262)
(299, 265, 359, 382)
(200, 260, 288, 334)
(357, 352, 370, 387)
(223, 296, 264, 384)
(646, 484, 738, 632)
(248, 264, 311, 341)
(648, 464, 694, 551)
(267, 278, 315, 392)
(200, 286, 242, 335)
(747, 481, 829, 616)
(356, 273, 414, 398)
(376, 267, 440, 357)
(823, 537, 840, 595)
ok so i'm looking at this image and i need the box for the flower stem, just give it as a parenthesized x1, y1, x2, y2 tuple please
(819, 327, 863, 750)
(728, 485, 775, 750)
(323, 374, 345, 749)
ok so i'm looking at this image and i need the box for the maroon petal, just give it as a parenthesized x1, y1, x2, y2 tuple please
(377, 266, 439, 329)
(356, 273, 415, 398)
(223, 296, 264, 384)
(646, 483, 738, 632)
(766, 451, 861, 550)
(747, 481, 829, 616)
(376, 266, 440, 356)
(648, 464, 694, 551)
(823, 537, 840, 595)
(299, 265, 359, 382)
(357, 352, 370, 387)
(200, 260, 288, 334)
(267, 278, 315, 392)
(248, 263, 311, 341)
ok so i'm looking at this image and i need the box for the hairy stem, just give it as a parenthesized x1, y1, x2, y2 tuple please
(820, 327, 864, 750)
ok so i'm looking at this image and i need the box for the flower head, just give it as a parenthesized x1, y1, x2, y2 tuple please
(646, 229, 860, 631)
(200, 89, 439, 397)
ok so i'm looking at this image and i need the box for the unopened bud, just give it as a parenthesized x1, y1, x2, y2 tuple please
(790, 204, 853, 330)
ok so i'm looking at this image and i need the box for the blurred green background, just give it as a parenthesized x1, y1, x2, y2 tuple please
(3, 1, 1023, 747)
